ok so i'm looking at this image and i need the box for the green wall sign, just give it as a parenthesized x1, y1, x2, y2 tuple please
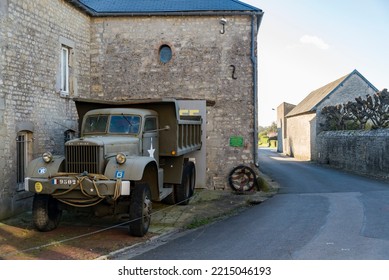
(229, 136, 244, 147)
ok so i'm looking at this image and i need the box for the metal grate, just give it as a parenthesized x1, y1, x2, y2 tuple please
(16, 134, 26, 184)
(66, 145, 102, 174)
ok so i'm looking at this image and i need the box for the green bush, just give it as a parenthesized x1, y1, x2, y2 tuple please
(259, 135, 269, 147)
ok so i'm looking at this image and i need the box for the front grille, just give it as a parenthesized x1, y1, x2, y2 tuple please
(65, 145, 102, 174)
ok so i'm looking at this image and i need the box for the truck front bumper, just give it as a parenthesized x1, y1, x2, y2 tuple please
(25, 175, 131, 197)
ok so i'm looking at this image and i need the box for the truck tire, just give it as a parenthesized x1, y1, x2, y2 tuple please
(32, 194, 62, 232)
(187, 161, 196, 197)
(176, 161, 195, 205)
(129, 183, 152, 237)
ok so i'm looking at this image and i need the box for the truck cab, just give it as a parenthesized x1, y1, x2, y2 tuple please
(67, 108, 160, 174)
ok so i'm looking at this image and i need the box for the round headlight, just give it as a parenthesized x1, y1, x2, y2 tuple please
(116, 153, 127, 165)
(42, 152, 53, 163)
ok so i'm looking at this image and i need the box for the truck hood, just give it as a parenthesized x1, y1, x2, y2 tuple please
(66, 136, 140, 156)
(67, 136, 139, 146)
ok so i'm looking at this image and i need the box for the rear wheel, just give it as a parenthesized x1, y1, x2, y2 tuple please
(32, 194, 62, 232)
(188, 162, 196, 197)
(129, 183, 152, 237)
(176, 161, 195, 205)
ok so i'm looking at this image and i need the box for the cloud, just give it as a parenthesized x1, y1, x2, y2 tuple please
(300, 35, 330, 50)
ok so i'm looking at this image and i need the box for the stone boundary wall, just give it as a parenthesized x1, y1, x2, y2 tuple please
(316, 129, 389, 179)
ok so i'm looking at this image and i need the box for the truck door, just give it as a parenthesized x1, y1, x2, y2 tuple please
(143, 116, 159, 165)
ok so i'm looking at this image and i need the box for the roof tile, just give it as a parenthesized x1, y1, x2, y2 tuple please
(77, 0, 262, 13)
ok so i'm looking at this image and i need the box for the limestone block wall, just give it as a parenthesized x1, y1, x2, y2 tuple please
(89, 15, 258, 189)
(317, 129, 389, 180)
(0, 0, 90, 219)
(316, 73, 378, 132)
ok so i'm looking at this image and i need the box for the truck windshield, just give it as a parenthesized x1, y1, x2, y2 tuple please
(84, 115, 108, 134)
(109, 115, 141, 134)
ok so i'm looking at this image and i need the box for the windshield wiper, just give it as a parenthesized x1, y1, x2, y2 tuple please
(121, 114, 133, 127)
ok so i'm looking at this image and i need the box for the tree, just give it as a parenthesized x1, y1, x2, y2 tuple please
(321, 89, 389, 130)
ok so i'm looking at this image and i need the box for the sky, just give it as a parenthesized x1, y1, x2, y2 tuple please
(243, 0, 389, 126)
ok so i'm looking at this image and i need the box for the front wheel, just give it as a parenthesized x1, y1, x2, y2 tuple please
(129, 183, 152, 237)
(32, 194, 62, 232)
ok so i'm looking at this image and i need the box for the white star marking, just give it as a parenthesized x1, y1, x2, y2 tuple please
(147, 140, 155, 159)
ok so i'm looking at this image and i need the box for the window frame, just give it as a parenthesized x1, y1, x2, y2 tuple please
(60, 46, 70, 95)
(159, 44, 173, 64)
(109, 115, 141, 135)
(144, 117, 158, 132)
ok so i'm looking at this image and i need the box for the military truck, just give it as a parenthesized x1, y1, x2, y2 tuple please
(25, 99, 202, 237)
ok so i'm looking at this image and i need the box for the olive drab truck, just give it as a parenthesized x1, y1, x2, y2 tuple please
(24, 99, 203, 237)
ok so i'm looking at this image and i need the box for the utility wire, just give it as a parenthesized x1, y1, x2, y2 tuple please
(0, 193, 198, 259)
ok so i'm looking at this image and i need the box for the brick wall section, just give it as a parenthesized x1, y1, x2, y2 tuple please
(0, 0, 90, 219)
(317, 129, 389, 180)
(89, 15, 258, 189)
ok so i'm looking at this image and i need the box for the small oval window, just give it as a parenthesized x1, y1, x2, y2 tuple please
(159, 45, 172, 64)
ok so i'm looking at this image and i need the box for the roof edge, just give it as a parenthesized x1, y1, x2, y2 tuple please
(285, 110, 316, 118)
(313, 69, 379, 111)
(351, 69, 379, 92)
(66, 0, 263, 17)
(231, 0, 263, 12)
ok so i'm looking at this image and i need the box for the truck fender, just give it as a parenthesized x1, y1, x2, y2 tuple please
(26, 156, 65, 178)
(104, 156, 157, 181)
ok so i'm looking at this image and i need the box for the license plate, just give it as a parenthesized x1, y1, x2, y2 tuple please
(52, 179, 77, 185)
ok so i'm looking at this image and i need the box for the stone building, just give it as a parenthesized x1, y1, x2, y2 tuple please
(0, 0, 263, 219)
(277, 69, 378, 160)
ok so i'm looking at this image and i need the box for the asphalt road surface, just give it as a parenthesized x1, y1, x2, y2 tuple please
(121, 148, 389, 259)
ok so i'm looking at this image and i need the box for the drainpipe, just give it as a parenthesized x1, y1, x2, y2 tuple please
(251, 13, 264, 167)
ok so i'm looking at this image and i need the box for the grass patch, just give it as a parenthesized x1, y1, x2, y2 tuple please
(256, 176, 270, 192)
(186, 217, 214, 230)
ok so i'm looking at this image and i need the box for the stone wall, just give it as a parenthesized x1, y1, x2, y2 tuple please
(317, 129, 389, 179)
(315, 73, 378, 134)
(89, 15, 258, 189)
(0, 0, 90, 219)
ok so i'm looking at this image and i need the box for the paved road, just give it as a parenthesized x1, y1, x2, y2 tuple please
(121, 148, 389, 259)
